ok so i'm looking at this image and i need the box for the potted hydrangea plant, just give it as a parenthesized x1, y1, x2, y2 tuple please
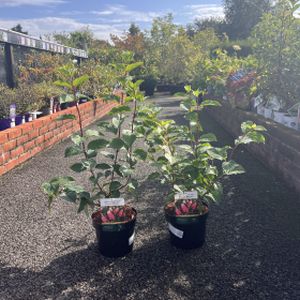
(146, 86, 267, 249)
(42, 63, 149, 257)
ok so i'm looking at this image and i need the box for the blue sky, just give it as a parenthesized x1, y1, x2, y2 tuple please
(0, 0, 224, 40)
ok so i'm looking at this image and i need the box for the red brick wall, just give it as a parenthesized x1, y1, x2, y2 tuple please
(0, 99, 117, 176)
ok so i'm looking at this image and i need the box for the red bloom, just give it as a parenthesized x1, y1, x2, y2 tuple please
(107, 210, 116, 221)
(191, 202, 197, 211)
(175, 208, 182, 216)
(180, 203, 189, 214)
(101, 216, 108, 223)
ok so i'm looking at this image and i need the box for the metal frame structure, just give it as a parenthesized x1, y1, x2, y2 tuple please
(0, 27, 88, 87)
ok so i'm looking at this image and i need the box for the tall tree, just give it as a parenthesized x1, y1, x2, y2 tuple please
(111, 24, 145, 60)
(224, 0, 271, 39)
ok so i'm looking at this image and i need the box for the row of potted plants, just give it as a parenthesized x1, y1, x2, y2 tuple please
(0, 81, 93, 131)
(42, 63, 267, 258)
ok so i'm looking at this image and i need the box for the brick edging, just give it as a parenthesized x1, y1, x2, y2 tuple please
(207, 101, 300, 194)
(0, 99, 118, 176)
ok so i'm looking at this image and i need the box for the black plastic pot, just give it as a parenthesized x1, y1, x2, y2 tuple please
(165, 205, 208, 249)
(92, 208, 137, 258)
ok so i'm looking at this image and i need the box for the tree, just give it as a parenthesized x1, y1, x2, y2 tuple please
(11, 24, 28, 35)
(191, 17, 226, 38)
(144, 14, 177, 82)
(252, 0, 300, 109)
(53, 28, 93, 50)
(111, 24, 145, 61)
(224, 0, 271, 39)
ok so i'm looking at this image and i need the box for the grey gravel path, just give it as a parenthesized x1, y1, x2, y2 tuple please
(0, 95, 299, 300)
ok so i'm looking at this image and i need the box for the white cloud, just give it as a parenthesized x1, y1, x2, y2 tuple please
(92, 5, 161, 23)
(185, 4, 225, 20)
(0, 17, 122, 41)
(0, 0, 66, 7)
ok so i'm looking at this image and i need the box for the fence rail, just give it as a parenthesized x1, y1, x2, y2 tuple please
(0, 27, 88, 58)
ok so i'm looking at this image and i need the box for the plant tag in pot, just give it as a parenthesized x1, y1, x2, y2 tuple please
(128, 231, 135, 245)
(175, 191, 198, 200)
(168, 223, 184, 239)
(10, 104, 16, 128)
(100, 198, 125, 207)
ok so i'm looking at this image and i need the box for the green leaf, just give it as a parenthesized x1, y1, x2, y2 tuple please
(73, 75, 89, 88)
(206, 182, 223, 203)
(200, 133, 217, 143)
(148, 172, 161, 180)
(120, 165, 133, 177)
(54, 80, 72, 90)
(95, 163, 111, 170)
(122, 133, 137, 148)
(70, 163, 86, 173)
(179, 144, 194, 154)
(184, 85, 192, 92)
(222, 161, 245, 176)
(56, 114, 76, 121)
(125, 62, 143, 73)
(109, 105, 131, 115)
(88, 139, 108, 150)
(133, 148, 147, 161)
(207, 147, 229, 161)
(85, 129, 100, 137)
(109, 181, 122, 191)
(127, 179, 138, 191)
(205, 165, 218, 176)
(200, 100, 221, 108)
(65, 146, 81, 157)
(59, 94, 75, 104)
(235, 132, 265, 146)
(61, 190, 77, 203)
(109, 138, 125, 150)
(71, 134, 84, 146)
(100, 151, 114, 160)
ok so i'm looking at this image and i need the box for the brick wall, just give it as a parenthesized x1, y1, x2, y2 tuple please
(0, 99, 117, 176)
(207, 101, 300, 194)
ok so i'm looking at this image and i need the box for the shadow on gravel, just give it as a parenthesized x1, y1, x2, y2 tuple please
(1, 95, 299, 300)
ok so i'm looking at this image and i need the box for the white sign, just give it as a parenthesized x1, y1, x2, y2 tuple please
(100, 198, 125, 207)
(168, 223, 184, 239)
(128, 231, 135, 245)
(174, 191, 198, 200)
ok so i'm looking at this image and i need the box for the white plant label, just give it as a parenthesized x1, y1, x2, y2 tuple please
(100, 198, 125, 207)
(174, 191, 198, 200)
(168, 223, 184, 239)
(128, 231, 135, 246)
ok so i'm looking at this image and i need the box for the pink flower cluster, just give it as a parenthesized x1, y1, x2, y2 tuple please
(95, 206, 132, 224)
(174, 200, 199, 216)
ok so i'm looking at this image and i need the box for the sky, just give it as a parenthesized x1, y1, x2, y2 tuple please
(0, 0, 224, 41)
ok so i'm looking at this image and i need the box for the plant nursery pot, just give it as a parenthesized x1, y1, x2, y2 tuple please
(264, 108, 273, 119)
(164, 204, 208, 249)
(257, 105, 265, 116)
(282, 115, 298, 129)
(272, 111, 285, 124)
(0, 118, 10, 131)
(92, 208, 137, 258)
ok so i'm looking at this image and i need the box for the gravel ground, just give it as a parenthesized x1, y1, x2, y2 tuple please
(0, 95, 299, 300)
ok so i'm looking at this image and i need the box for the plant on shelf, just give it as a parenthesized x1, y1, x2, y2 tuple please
(145, 85, 267, 249)
(42, 62, 150, 257)
(0, 84, 16, 120)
